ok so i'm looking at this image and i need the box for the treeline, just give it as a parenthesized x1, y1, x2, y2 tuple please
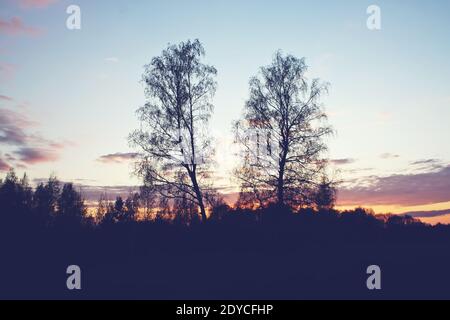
(0, 169, 143, 228)
(0, 170, 85, 228)
(0, 168, 439, 232)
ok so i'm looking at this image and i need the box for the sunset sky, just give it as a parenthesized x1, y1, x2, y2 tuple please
(1, 0, 450, 222)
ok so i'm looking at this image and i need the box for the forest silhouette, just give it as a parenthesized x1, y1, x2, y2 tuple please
(1, 40, 450, 299)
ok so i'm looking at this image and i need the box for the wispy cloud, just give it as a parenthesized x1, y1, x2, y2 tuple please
(4, 153, 16, 162)
(105, 57, 119, 63)
(411, 159, 440, 166)
(0, 95, 13, 102)
(380, 153, 400, 159)
(0, 108, 33, 145)
(97, 152, 140, 164)
(403, 209, 450, 218)
(344, 167, 374, 174)
(338, 165, 450, 207)
(14, 147, 58, 164)
(330, 158, 356, 166)
(410, 158, 444, 172)
(0, 17, 43, 37)
(0, 108, 70, 166)
(0, 156, 11, 172)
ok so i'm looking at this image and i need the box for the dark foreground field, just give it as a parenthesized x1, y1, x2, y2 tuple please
(2, 207, 450, 300)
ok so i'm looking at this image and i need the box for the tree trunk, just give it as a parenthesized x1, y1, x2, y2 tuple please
(277, 167, 285, 206)
(188, 167, 207, 222)
(277, 145, 288, 206)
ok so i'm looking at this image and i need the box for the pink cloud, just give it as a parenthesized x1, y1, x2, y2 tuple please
(17, 0, 58, 9)
(97, 152, 141, 164)
(0, 108, 71, 166)
(0, 156, 12, 172)
(0, 95, 13, 102)
(338, 165, 450, 207)
(0, 108, 33, 145)
(14, 147, 59, 164)
(0, 17, 43, 37)
(380, 153, 400, 159)
(330, 158, 356, 166)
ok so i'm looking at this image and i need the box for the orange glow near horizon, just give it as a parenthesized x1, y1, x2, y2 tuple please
(85, 196, 450, 225)
(336, 200, 450, 214)
(336, 201, 450, 225)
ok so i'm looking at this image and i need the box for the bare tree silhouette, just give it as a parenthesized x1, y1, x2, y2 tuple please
(234, 52, 332, 209)
(129, 39, 217, 222)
